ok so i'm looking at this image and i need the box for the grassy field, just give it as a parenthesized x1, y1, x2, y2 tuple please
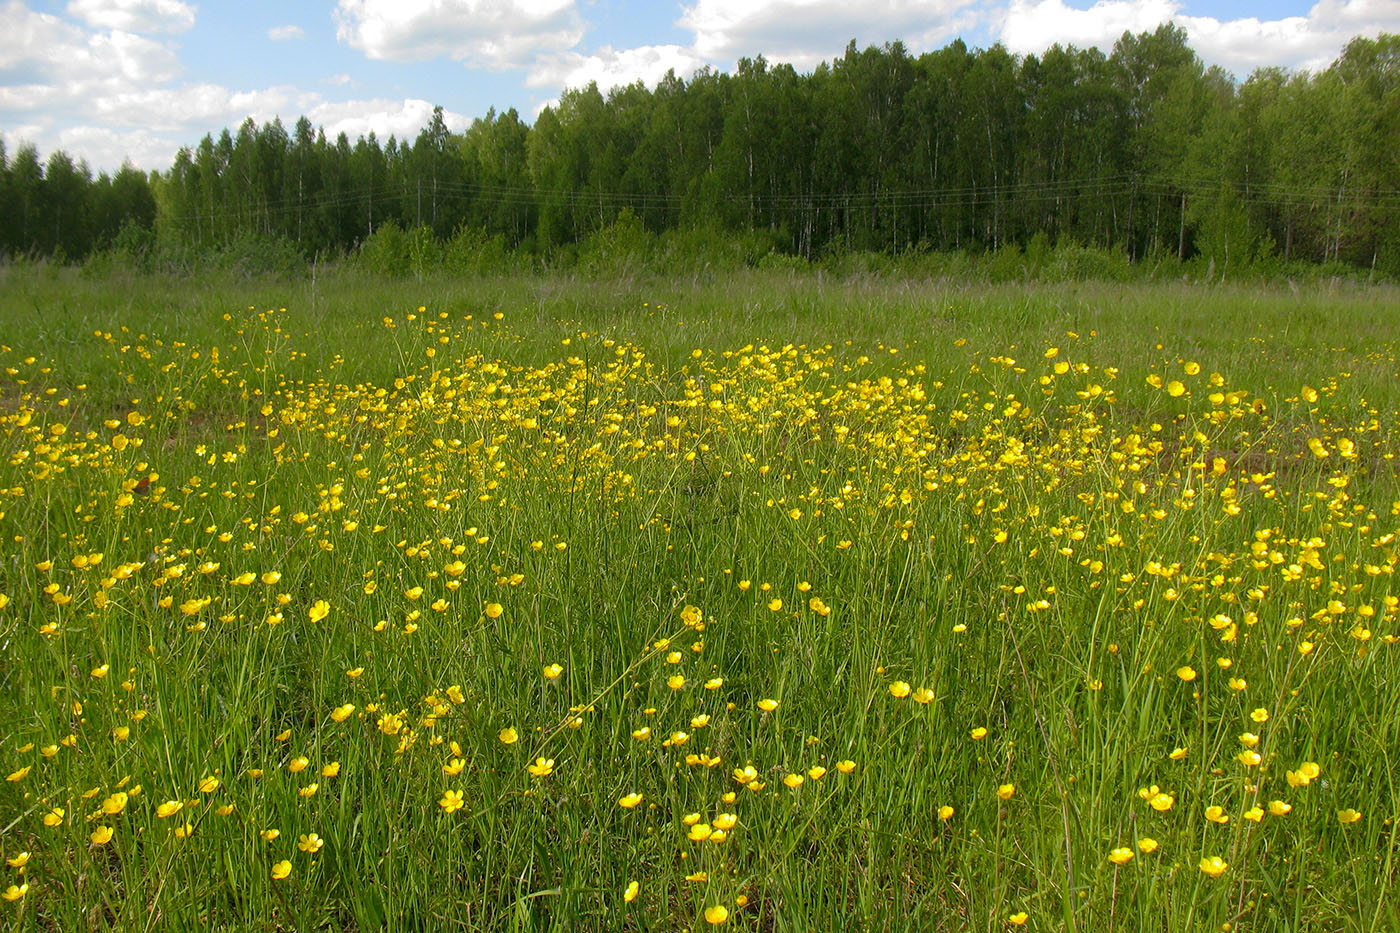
(2, 267, 1400, 931)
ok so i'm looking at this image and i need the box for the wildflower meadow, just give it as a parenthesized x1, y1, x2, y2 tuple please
(2, 269, 1399, 931)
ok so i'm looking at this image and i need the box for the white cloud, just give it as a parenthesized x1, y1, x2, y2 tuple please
(334, 0, 584, 68)
(0, 4, 181, 104)
(66, 0, 195, 34)
(999, 0, 1400, 75)
(306, 97, 471, 141)
(1000, 0, 1178, 55)
(85, 83, 324, 133)
(53, 124, 178, 170)
(268, 24, 305, 41)
(325, 73, 354, 86)
(526, 43, 708, 91)
(678, 0, 983, 71)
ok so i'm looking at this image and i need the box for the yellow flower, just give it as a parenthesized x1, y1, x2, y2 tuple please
(667, 674, 686, 690)
(1175, 666, 1196, 682)
(271, 860, 292, 880)
(807, 765, 827, 780)
(101, 792, 128, 814)
(498, 727, 518, 745)
(174, 822, 194, 838)
(767, 598, 782, 611)
(1287, 761, 1321, 787)
(198, 776, 220, 793)
(632, 726, 652, 741)
(42, 808, 64, 827)
(618, 792, 644, 809)
(2, 884, 27, 902)
(1199, 856, 1228, 877)
(299, 782, 319, 798)
(1009, 912, 1029, 926)
(156, 800, 183, 819)
(704, 905, 729, 925)
(938, 805, 955, 820)
(297, 833, 324, 853)
(783, 774, 804, 789)
(1166, 380, 1185, 397)
(484, 603, 504, 619)
(1168, 747, 1187, 760)
(308, 599, 330, 623)
(624, 881, 639, 902)
(1205, 806, 1229, 824)
(970, 727, 988, 740)
(288, 757, 309, 773)
(6, 852, 29, 869)
(1149, 791, 1174, 812)
(837, 760, 856, 773)
(440, 790, 464, 813)
(757, 698, 778, 712)
(331, 704, 356, 722)
(688, 823, 713, 841)
(713, 813, 738, 830)
(90, 825, 114, 845)
(1108, 847, 1134, 865)
(5, 766, 30, 782)
(527, 757, 555, 777)
(1268, 800, 1292, 816)
(889, 681, 911, 698)
(1237, 750, 1261, 767)
(1338, 809, 1362, 824)
(1138, 837, 1159, 853)
(261, 829, 280, 842)
(1250, 708, 1269, 723)
(1244, 806, 1264, 822)
(996, 783, 1016, 800)
(543, 663, 563, 680)
(912, 686, 934, 704)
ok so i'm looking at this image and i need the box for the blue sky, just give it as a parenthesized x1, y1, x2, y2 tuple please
(2, 0, 1395, 172)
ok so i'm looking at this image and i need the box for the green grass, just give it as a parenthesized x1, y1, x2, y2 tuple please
(1, 266, 1399, 931)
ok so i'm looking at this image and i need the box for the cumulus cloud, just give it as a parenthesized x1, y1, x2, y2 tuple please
(66, 0, 195, 34)
(678, 0, 983, 71)
(268, 24, 305, 41)
(306, 97, 470, 141)
(999, 0, 1400, 75)
(0, 4, 181, 103)
(53, 124, 180, 170)
(1000, 0, 1177, 55)
(334, 0, 584, 68)
(525, 44, 708, 91)
(82, 83, 323, 133)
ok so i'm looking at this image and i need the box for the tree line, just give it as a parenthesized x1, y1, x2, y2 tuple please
(2, 25, 1397, 275)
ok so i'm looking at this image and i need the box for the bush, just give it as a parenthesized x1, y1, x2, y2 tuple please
(444, 226, 515, 276)
(357, 221, 410, 276)
(576, 209, 653, 276)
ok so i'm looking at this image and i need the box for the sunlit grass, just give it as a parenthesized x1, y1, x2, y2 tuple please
(2, 268, 1399, 930)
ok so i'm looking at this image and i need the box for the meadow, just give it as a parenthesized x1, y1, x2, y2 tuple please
(2, 267, 1400, 931)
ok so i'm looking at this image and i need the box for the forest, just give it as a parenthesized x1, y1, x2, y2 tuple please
(1, 25, 1397, 275)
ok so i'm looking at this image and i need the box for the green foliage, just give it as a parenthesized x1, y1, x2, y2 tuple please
(10, 31, 1399, 278)
(356, 221, 410, 276)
